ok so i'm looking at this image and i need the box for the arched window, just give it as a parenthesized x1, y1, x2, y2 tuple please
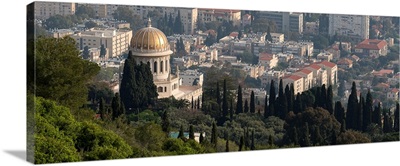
(164, 87, 167, 92)
(158, 87, 163, 92)
(166, 60, 168, 72)
(160, 61, 163, 73)
(154, 61, 157, 73)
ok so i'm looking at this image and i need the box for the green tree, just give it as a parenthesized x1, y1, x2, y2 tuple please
(277, 79, 288, 119)
(75, 5, 95, 19)
(199, 132, 204, 144)
(383, 112, 392, 133)
(189, 125, 195, 140)
(225, 132, 230, 152)
(239, 136, 244, 151)
(250, 130, 255, 150)
(100, 44, 106, 59)
(268, 80, 276, 117)
(178, 125, 185, 140)
(85, 21, 98, 29)
(244, 99, 249, 113)
(44, 15, 74, 30)
(173, 10, 183, 34)
(327, 85, 334, 114)
(236, 85, 243, 114)
(250, 91, 256, 113)
(363, 90, 373, 131)
(346, 82, 358, 130)
(111, 93, 125, 120)
(82, 45, 90, 59)
(222, 79, 229, 117)
(30, 36, 100, 109)
(251, 18, 276, 33)
(394, 103, 399, 132)
(303, 122, 311, 147)
(264, 92, 269, 118)
(337, 130, 371, 144)
(211, 122, 218, 147)
(334, 101, 345, 125)
(135, 122, 167, 152)
(162, 110, 170, 134)
(99, 98, 107, 120)
(266, 26, 273, 42)
(373, 103, 382, 127)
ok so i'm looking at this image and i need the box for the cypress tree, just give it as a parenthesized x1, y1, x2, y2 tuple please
(313, 126, 323, 146)
(99, 97, 106, 120)
(250, 130, 255, 150)
(285, 84, 291, 112)
(111, 93, 124, 120)
(334, 101, 345, 125)
(201, 95, 205, 110)
(168, 13, 174, 29)
(266, 26, 273, 42)
(394, 103, 399, 132)
(230, 98, 234, 120)
(178, 125, 185, 140)
(264, 93, 269, 118)
(293, 127, 299, 145)
(244, 99, 249, 113)
(199, 132, 204, 144)
(327, 85, 334, 114)
(277, 79, 288, 119)
(314, 87, 321, 108)
(383, 112, 391, 133)
(340, 120, 346, 133)
(236, 85, 243, 114)
(161, 110, 170, 134)
(189, 125, 195, 140)
(294, 92, 303, 114)
(289, 83, 295, 113)
(239, 135, 244, 151)
(363, 89, 373, 131)
(225, 132, 230, 152)
(373, 103, 382, 127)
(211, 122, 218, 147)
(357, 95, 364, 131)
(222, 79, 229, 117)
(191, 96, 194, 109)
(197, 96, 201, 109)
(320, 84, 327, 109)
(303, 122, 311, 147)
(268, 135, 274, 146)
(216, 81, 221, 106)
(269, 80, 276, 117)
(120, 51, 136, 113)
(331, 129, 337, 145)
(250, 91, 255, 113)
(346, 81, 358, 130)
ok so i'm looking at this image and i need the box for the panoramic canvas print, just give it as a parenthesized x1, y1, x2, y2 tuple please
(27, 1, 400, 164)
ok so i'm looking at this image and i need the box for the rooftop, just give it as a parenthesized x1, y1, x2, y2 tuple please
(355, 39, 387, 50)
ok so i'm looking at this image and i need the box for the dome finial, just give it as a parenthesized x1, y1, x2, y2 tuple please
(147, 17, 152, 27)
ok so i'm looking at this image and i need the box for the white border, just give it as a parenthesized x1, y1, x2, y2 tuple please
(0, 0, 399, 165)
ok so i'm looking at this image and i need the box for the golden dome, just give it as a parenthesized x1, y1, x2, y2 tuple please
(130, 18, 170, 53)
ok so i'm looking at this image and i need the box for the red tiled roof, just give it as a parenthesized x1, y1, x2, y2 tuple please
(307, 64, 322, 70)
(299, 69, 312, 74)
(376, 83, 390, 88)
(284, 74, 302, 81)
(391, 88, 399, 93)
(259, 52, 274, 61)
(337, 58, 353, 65)
(196, 45, 206, 49)
(317, 61, 337, 68)
(378, 69, 394, 74)
(355, 39, 387, 50)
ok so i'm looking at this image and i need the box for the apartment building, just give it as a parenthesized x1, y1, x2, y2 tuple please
(179, 69, 204, 86)
(198, 8, 241, 27)
(258, 12, 303, 34)
(304, 21, 319, 35)
(316, 52, 333, 62)
(258, 52, 278, 69)
(305, 64, 328, 87)
(316, 61, 338, 87)
(294, 69, 313, 92)
(354, 39, 388, 58)
(70, 28, 133, 58)
(270, 33, 285, 43)
(328, 14, 369, 40)
(282, 75, 304, 95)
(34, 2, 76, 20)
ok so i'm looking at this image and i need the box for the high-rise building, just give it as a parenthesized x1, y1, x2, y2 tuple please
(34, 2, 76, 20)
(328, 14, 369, 40)
(258, 12, 303, 34)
